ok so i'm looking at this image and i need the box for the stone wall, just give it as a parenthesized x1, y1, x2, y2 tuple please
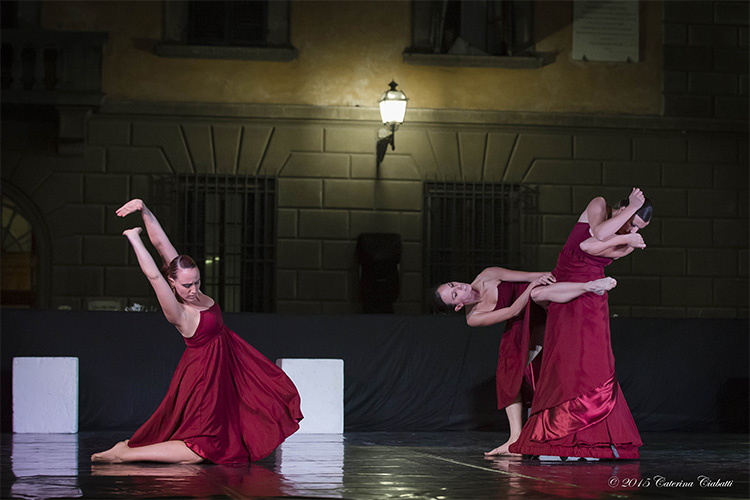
(2, 104, 746, 318)
(663, 0, 749, 119)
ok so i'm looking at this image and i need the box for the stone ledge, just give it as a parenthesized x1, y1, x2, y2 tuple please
(402, 51, 554, 69)
(98, 100, 748, 134)
(155, 44, 298, 62)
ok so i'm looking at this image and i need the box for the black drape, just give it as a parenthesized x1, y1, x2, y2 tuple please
(2, 310, 747, 434)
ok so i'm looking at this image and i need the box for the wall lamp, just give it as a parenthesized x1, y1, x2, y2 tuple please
(376, 80, 408, 167)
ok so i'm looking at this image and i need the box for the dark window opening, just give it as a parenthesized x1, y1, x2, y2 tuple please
(423, 181, 532, 312)
(171, 174, 277, 313)
(410, 0, 534, 57)
(187, 1, 269, 47)
(1, 195, 37, 308)
(1, 1, 18, 30)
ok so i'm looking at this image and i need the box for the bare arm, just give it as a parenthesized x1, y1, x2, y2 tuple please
(123, 228, 190, 333)
(580, 233, 645, 258)
(466, 275, 551, 327)
(476, 267, 552, 284)
(116, 199, 178, 267)
(583, 188, 645, 241)
(600, 246, 637, 259)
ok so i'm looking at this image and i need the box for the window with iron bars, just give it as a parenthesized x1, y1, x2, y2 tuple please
(171, 174, 277, 313)
(423, 181, 532, 312)
(409, 0, 535, 57)
(187, 1, 269, 47)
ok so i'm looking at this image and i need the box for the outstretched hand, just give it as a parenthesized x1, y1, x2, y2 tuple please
(628, 187, 645, 210)
(116, 199, 144, 218)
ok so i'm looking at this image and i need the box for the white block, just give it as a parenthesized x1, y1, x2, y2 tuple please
(13, 357, 79, 433)
(276, 358, 343, 433)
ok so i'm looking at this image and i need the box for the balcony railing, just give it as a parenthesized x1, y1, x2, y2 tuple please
(1, 29, 107, 106)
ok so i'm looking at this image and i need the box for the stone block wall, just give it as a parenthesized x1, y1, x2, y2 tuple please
(2, 105, 746, 318)
(663, 0, 749, 119)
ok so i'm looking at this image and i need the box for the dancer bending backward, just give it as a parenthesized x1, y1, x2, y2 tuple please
(435, 268, 617, 456)
(508, 188, 652, 460)
(92, 200, 303, 464)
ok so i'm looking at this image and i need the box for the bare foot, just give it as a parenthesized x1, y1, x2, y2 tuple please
(585, 277, 617, 295)
(116, 199, 144, 217)
(91, 440, 130, 463)
(484, 437, 521, 457)
(122, 227, 143, 237)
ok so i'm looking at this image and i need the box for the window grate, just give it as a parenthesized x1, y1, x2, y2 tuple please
(410, 0, 534, 56)
(423, 181, 531, 311)
(187, 0, 269, 47)
(172, 174, 276, 313)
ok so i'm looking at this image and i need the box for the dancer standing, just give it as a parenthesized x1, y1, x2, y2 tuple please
(92, 199, 302, 464)
(435, 268, 617, 455)
(508, 188, 652, 459)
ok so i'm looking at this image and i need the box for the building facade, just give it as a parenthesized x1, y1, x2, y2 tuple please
(2, 0, 747, 317)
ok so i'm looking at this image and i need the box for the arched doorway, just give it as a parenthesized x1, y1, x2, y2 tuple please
(1, 185, 50, 308)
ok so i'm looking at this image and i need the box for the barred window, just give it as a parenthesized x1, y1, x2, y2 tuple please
(409, 0, 534, 57)
(187, 1, 269, 47)
(173, 174, 276, 313)
(157, 0, 296, 62)
(423, 182, 531, 311)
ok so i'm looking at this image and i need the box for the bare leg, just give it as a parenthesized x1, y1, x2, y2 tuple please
(485, 347, 543, 457)
(485, 396, 523, 456)
(91, 439, 203, 464)
(531, 277, 616, 307)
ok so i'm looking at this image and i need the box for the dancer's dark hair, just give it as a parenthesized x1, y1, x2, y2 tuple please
(618, 197, 653, 223)
(429, 286, 455, 313)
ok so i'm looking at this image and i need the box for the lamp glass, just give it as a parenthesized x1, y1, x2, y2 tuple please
(379, 99, 407, 126)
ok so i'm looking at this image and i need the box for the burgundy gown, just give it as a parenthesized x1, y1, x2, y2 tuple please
(128, 302, 303, 464)
(508, 223, 642, 459)
(494, 282, 545, 410)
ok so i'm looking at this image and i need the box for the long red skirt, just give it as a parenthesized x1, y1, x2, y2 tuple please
(128, 302, 303, 464)
(509, 223, 641, 459)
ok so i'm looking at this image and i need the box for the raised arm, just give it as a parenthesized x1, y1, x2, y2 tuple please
(123, 227, 189, 332)
(116, 199, 178, 267)
(584, 188, 645, 242)
(580, 232, 645, 259)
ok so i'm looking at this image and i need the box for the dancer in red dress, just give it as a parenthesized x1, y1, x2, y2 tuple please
(435, 268, 617, 455)
(91, 200, 302, 464)
(508, 188, 652, 460)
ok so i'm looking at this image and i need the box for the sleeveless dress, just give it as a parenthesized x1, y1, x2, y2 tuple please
(494, 282, 545, 409)
(128, 302, 303, 464)
(508, 223, 642, 459)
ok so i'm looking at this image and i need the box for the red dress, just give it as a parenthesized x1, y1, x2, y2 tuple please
(128, 302, 303, 464)
(494, 282, 545, 409)
(508, 223, 642, 459)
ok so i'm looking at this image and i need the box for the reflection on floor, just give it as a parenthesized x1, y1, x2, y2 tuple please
(1, 431, 748, 499)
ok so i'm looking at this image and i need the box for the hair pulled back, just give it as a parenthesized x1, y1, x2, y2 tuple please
(162, 255, 198, 303)
(431, 286, 449, 312)
(618, 197, 654, 223)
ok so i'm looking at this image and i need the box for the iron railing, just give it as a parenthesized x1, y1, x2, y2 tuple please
(172, 174, 277, 313)
(423, 181, 532, 310)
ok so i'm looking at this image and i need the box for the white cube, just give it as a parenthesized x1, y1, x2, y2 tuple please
(13, 357, 78, 433)
(276, 358, 343, 433)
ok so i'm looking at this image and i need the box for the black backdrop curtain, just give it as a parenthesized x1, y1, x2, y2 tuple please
(1, 310, 747, 434)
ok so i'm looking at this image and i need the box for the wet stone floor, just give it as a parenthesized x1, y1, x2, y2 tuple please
(1, 431, 748, 499)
